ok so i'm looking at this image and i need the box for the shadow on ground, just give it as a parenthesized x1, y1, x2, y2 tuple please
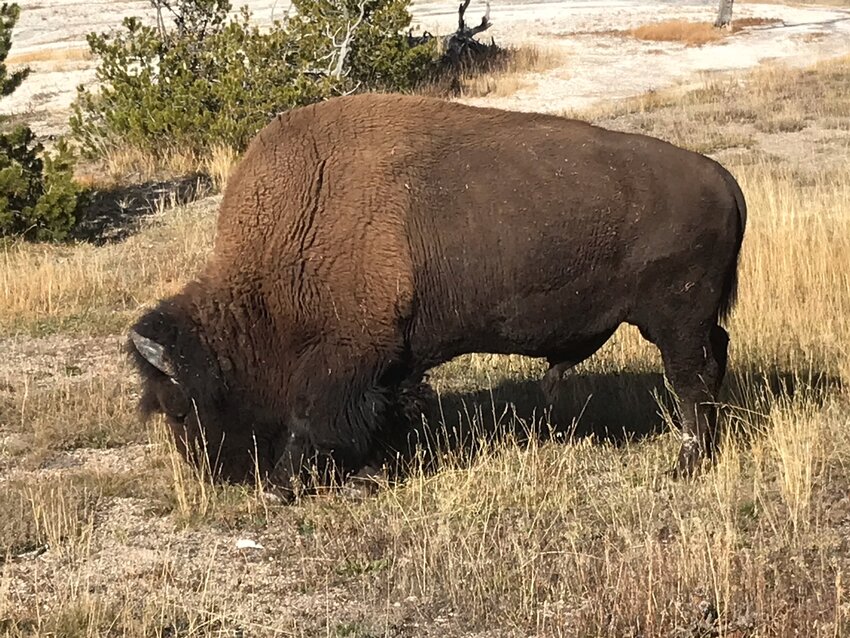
(383, 365, 843, 475)
(71, 173, 213, 244)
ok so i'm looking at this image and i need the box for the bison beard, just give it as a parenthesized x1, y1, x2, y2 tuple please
(128, 93, 747, 499)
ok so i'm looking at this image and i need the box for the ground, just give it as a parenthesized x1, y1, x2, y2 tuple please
(1, 1, 850, 637)
(6, 0, 850, 133)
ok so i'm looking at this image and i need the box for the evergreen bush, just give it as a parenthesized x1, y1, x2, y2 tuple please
(0, 3, 86, 241)
(71, 0, 439, 161)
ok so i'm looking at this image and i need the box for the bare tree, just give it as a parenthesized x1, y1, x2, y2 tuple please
(304, 0, 367, 84)
(715, 0, 734, 29)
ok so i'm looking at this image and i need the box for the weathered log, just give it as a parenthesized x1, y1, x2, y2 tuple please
(407, 0, 499, 64)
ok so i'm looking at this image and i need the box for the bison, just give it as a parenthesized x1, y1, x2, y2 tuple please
(129, 93, 747, 495)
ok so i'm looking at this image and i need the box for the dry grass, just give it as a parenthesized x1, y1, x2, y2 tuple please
(75, 144, 239, 193)
(1, 56, 850, 636)
(6, 46, 92, 67)
(100, 147, 202, 187)
(0, 475, 96, 560)
(628, 17, 782, 46)
(0, 196, 216, 336)
(430, 45, 565, 99)
(204, 144, 240, 192)
(630, 19, 726, 46)
(0, 374, 143, 464)
(0, 466, 232, 636)
(572, 55, 850, 154)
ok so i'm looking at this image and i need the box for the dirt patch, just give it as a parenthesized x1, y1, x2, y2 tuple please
(0, 335, 124, 388)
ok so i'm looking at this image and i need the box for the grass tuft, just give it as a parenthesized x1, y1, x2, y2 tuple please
(6, 46, 92, 68)
(628, 17, 783, 46)
(630, 19, 726, 46)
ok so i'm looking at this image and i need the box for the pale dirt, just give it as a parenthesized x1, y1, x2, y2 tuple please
(4, 0, 850, 135)
(0, 334, 124, 387)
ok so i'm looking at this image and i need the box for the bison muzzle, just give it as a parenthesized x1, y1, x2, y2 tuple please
(128, 93, 747, 497)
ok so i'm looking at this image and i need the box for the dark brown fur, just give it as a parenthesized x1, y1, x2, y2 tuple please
(129, 93, 747, 490)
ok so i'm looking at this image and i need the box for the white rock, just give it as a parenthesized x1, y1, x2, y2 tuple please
(235, 538, 264, 550)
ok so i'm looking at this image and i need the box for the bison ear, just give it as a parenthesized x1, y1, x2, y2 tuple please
(130, 330, 177, 378)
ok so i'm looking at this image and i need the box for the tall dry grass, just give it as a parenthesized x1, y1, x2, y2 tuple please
(84, 145, 239, 191)
(453, 45, 565, 98)
(576, 54, 850, 141)
(0, 196, 216, 336)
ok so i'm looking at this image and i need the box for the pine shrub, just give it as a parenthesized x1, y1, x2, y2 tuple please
(71, 0, 440, 162)
(0, 3, 86, 241)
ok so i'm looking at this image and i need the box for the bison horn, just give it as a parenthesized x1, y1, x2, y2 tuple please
(130, 330, 177, 377)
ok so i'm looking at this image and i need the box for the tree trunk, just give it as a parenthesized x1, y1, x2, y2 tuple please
(715, 0, 734, 29)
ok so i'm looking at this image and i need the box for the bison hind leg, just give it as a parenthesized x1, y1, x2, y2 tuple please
(645, 321, 729, 478)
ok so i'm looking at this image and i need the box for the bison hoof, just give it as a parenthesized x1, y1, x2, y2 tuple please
(262, 483, 298, 505)
(342, 464, 386, 499)
(668, 444, 710, 480)
(263, 469, 304, 504)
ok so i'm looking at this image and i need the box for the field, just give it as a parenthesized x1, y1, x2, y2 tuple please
(2, 6, 850, 638)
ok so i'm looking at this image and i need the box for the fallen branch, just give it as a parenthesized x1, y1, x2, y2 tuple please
(444, 0, 495, 62)
(407, 0, 500, 75)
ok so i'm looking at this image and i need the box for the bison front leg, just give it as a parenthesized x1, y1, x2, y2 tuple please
(266, 430, 322, 502)
(268, 430, 364, 501)
(266, 381, 392, 500)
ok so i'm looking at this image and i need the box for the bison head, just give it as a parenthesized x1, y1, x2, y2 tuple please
(128, 304, 278, 484)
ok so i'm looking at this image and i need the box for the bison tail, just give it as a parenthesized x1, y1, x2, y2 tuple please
(716, 166, 748, 325)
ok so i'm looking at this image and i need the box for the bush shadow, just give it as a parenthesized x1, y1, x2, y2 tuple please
(72, 173, 213, 244)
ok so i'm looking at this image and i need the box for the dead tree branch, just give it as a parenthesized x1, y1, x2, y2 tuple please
(459, 0, 491, 37)
(405, 0, 502, 93)
(328, 0, 367, 79)
(443, 0, 498, 68)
